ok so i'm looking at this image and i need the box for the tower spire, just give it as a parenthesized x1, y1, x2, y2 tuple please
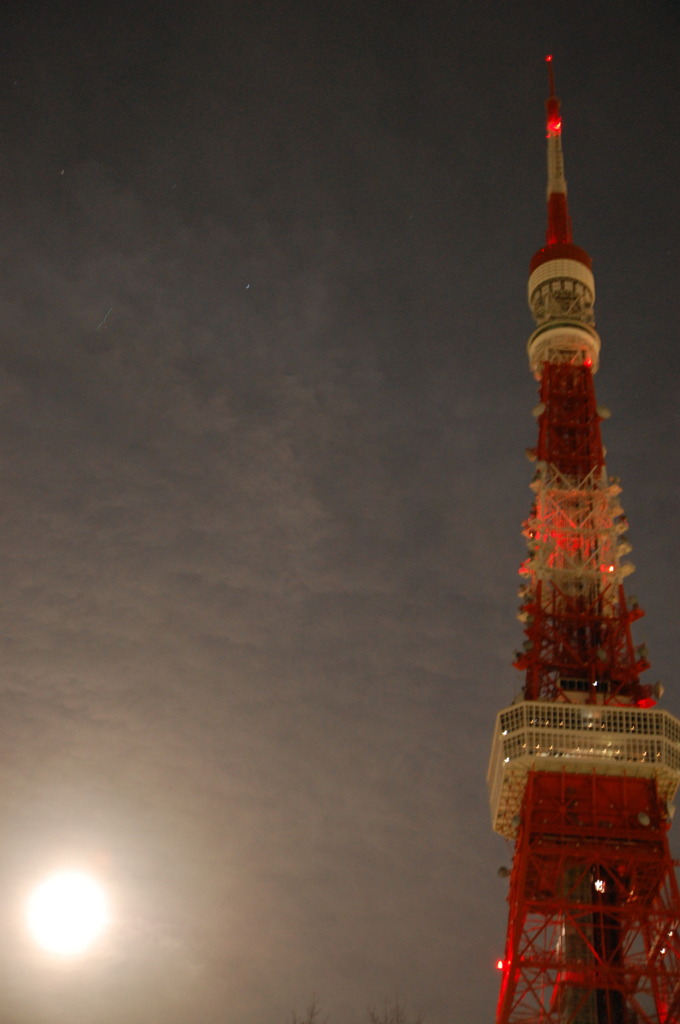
(527, 58, 600, 376)
(544, 54, 572, 245)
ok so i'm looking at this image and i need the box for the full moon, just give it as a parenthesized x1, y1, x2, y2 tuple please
(26, 871, 109, 956)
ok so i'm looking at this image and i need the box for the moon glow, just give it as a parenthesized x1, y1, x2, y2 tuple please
(26, 871, 109, 956)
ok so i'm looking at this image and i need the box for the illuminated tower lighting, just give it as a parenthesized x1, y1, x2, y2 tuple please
(488, 57, 680, 1024)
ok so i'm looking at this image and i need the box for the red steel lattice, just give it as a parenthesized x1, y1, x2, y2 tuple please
(497, 773, 680, 1024)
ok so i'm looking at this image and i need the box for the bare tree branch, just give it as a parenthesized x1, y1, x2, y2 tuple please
(367, 999, 425, 1024)
(289, 994, 329, 1024)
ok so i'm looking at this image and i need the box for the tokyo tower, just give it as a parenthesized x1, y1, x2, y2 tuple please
(488, 58, 680, 1024)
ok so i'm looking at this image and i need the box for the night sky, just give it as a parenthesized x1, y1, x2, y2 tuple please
(0, 2, 678, 1022)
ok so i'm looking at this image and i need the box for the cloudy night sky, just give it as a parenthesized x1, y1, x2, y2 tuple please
(0, 2, 678, 1022)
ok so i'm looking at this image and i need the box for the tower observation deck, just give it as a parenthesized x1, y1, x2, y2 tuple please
(488, 58, 680, 1024)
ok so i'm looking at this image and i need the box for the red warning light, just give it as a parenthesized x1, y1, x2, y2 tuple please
(546, 54, 553, 63)
(497, 959, 504, 970)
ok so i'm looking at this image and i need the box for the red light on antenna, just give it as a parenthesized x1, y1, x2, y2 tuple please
(546, 54, 553, 63)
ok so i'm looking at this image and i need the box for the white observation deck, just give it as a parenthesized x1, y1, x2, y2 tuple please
(489, 700, 680, 840)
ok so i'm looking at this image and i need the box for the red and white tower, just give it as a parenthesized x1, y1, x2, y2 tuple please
(488, 58, 680, 1024)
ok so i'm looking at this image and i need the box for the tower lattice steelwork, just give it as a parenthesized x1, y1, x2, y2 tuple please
(488, 58, 680, 1024)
